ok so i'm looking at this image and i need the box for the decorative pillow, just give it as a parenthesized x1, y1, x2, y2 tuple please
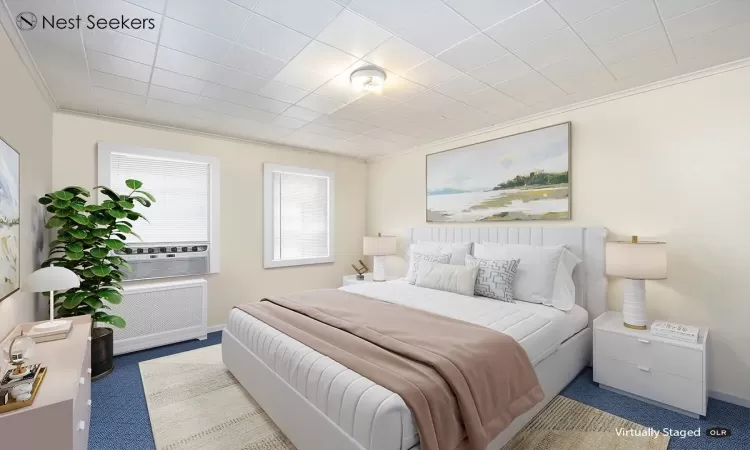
(546, 248, 581, 311)
(407, 252, 451, 284)
(465, 254, 519, 302)
(412, 241, 473, 265)
(415, 261, 478, 296)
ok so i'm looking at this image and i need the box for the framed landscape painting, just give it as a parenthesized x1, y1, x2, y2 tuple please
(0, 138, 19, 302)
(426, 122, 570, 222)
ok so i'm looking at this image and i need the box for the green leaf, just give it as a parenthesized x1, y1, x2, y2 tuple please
(85, 204, 104, 212)
(69, 203, 86, 212)
(126, 211, 149, 222)
(70, 215, 90, 226)
(54, 190, 74, 201)
(68, 242, 83, 253)
(38, 196, 53, 205)
(101, 200, 116, 209)
(107, 209, 127, 219)
(52, 198, 70, 208)
(91, 228, 110, 238)
(62, 292, 88, 309)
(63, 186, 90, 197)
(125, 179, 143, 190)
(65, 250, 84, 260)
(81, 269, 95, 278)
(54, 208, 74, 217)
(94, 186, 121, 201)
(135, 190, 155, 202)
(117, 200, 134, 209)
(97, 314, 126, 328)
(115, 223, 132, 233)
(68, 229, 88, 239)
(104, 239, 125, 251)
(83, 297, 103, 309)
(99, 290, 122, 304)
(46, 216, 66, 228)
(132, 197, 151, 207)
(91, 265, 112, 277)
(90, 247, 109, 259)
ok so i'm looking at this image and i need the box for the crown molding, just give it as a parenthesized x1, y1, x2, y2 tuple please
(56, 110, 368, 162)
(0, 3, 59, 111)
(367, 57, 750, 163)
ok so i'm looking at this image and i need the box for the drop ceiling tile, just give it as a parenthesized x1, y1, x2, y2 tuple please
(381, 74, 427, 101)
(345, 94, 396, 114)
(76, 0, 162, 43)
(205, 65, 270, 93)
(461, 87, 525, 114)
(591, 24, 671, 64)
(437, 33, 508, 72)
(672, 19, 750, 68)
(515, 27, 589, 69)
(83, 29, 157, 65)
(655, 0, 720, 20)
(124, 0, 167, 14)
(282, 105, 324, 121)
(93, 87, 146, 107)
(222, 45, 287, 78)
(150, 69, 206, 94)
(547, 0, 629, 24)
(155, 47, 215, 79)
(316, 10, 392, 58)
(665, 0, 750, 43)
(258, 81, 311, 104)
(485, 2, 567, 50)
(446, 0, 539, 30)
(228, 0, 259, 9)
(348, 0, 440, 34)
(494, 71, 567, 106)
(165, 0, 249, 40)
(159, 18, 232, 63)
(86, 50, 151, 82)
(297, 94, 347, 114)
(433, 74, 487, 99)
(573, 0, 660, 45)
(398, 3, 477, 55)
(313, 65, 369, 104)
(254, 0, 343, 37)
(404, 58, 463, 88)
(299, 123, 357, 139)
(369, 105, 423, 126)
(197, 97, 278, 121)
(202, 83, 291, 113)
(364, 37, 432, 75)
(236, 13, 311, 61)
(149, 85, 200, 105)
(312, 116, 376, 133)
(271, 115, 309, 129)
(91, 70, 149, 96)
(288, 41, 359, 77)
(469, 53, 532, 85)
(273, 65, 333, 91)
(538, 50, 615, 93)
(606, 46, 676, 79)
(365, 128, 421, 146)
(403, 90, 456, 112)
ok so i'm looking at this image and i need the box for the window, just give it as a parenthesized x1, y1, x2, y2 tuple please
(264, 164, 334, 268)
(98, 143, 220, 272)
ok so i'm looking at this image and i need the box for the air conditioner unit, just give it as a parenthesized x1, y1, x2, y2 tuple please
(114, 243, 209, 281)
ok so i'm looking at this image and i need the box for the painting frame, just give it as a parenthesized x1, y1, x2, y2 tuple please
(0, 136, 20, 303)
(425, 122, 571, 223)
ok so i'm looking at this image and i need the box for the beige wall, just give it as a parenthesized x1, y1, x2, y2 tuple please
(367, 65, 750, 403)
(0, 25, 53, 339)
(52, 113, 367, 327)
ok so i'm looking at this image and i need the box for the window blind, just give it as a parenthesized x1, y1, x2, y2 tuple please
(272, 171, 330, 261)
(110, 152, 210, 243)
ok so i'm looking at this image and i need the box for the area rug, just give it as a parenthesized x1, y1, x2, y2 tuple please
(140, 345, 668, 450)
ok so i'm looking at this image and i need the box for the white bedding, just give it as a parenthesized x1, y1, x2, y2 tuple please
(227, 280, 588, 450)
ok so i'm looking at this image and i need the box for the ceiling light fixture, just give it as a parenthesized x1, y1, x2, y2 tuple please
(350, 66, 387, 93)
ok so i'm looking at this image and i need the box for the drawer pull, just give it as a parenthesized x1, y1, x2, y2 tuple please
(78, 421, 86, 431)
(638, 365, 651, 372)
(87, 368, 92, 374)
(79, 377, 86, 385)
(88, 399, 92, 407)
(87, 336, 92, 342)
(637, 339, 651, 344)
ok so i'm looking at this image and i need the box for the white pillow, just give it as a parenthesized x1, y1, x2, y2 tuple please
(414, 261, 478, 296)
(473, 243, 581, 310)
(412, 241, 472, 265)
(407, 252, 451, 284)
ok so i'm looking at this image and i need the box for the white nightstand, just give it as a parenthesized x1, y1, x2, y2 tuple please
(593, 311, 707, 418)
(342, 274, 398, 286)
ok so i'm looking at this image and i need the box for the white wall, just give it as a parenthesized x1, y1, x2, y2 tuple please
(0, 25, 53, 339)
(52, 113, 367, 327)
(367, 65, 750, 404)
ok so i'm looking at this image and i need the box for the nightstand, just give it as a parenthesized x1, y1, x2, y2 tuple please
(593, 311, 707, 418)
(342, 274, 398, 286)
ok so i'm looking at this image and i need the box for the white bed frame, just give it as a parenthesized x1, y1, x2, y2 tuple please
(223, 226, 607, 450)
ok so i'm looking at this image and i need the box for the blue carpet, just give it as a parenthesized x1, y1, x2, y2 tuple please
(90, 334, 747, 450)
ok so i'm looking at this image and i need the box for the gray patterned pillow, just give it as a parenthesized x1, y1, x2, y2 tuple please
(408, 252, 451, 284)
(465, 254, 519, 302)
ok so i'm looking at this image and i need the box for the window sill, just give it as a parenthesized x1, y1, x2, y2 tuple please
(264, 256, 335, 269)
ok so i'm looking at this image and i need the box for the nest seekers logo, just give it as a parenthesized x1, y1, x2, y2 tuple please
(15, 12, 155, 31)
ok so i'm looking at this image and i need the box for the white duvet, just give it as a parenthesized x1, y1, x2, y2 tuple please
(227, 280, 588, 450)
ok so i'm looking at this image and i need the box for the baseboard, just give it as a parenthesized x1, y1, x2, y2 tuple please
(207, 324, 226, 333)
(709, 390, 750, 409)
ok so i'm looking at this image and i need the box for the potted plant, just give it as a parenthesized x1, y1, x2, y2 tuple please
(38, 180, 153, 378)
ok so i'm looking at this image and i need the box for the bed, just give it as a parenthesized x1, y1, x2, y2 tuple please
(222, 226, 607, 450)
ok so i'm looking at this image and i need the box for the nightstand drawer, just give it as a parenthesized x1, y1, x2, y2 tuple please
(594, 356, 704, 415)
(595, 330, 703, 381)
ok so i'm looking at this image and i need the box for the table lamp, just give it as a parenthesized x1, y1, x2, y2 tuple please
(22, 266, 80, 334)
(606, 236, 667, 329)
(363, 234, 397, 282)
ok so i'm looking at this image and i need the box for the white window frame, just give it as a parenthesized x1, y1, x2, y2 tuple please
(263, 163, 335, 269)
(97, 142, 221, 273)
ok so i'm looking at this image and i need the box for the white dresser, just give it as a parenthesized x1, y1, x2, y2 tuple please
(593, 311, 707, 418)
(0, 316, 92, 449)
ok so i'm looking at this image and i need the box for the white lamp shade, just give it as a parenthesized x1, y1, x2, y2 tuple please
(363, 235, 397, 256)
(606, 241, 667, 280)
(23, 266, 80, 292)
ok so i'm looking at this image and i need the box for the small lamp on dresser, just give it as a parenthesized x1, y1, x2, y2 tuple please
(606, 236, 667, 330)
(363, 234, 397, 282)
(22, 266, 80, 337)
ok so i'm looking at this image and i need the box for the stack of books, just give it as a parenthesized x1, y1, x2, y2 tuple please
(650, 320, 699, 343)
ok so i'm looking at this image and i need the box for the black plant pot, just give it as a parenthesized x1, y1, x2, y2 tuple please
(91, 327, 114, 380)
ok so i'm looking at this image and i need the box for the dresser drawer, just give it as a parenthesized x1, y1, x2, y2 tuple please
(594, 355, 705, 415)
(594, 330, 703, 381)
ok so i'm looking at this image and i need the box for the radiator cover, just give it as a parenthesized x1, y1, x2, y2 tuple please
(109, 279, 208, 355)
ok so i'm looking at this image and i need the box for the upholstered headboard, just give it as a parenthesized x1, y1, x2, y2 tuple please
(408, 226, 607, 327)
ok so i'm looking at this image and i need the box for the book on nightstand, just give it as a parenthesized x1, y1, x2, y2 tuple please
(650, 320, 699, 343)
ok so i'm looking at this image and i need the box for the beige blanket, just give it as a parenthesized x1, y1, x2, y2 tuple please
(237, 289, 543, 450)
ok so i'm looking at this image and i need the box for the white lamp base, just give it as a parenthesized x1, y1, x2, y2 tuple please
(622, 278, 647, 330)
(372, 256, 387, 282)
(32, 319, 72, 333)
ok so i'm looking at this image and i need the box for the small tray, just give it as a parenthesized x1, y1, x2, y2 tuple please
(0, 367, 47, 414)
